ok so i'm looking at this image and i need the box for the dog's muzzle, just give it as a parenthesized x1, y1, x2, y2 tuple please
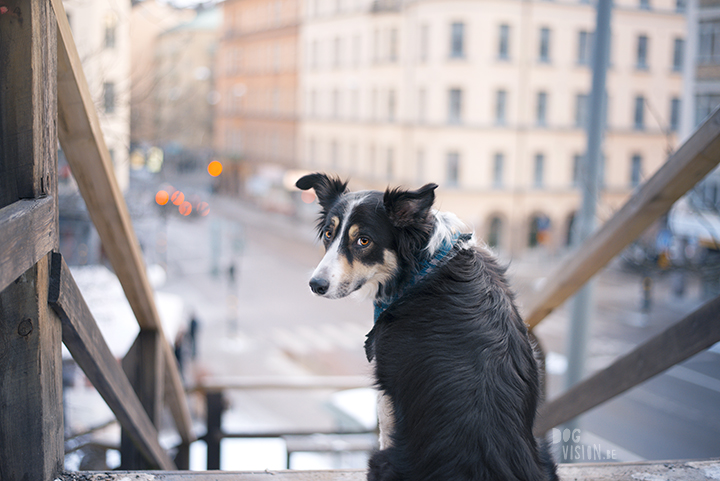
(309, 277, 330, 295)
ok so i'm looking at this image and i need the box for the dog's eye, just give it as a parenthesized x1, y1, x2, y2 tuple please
(358, 237, 370, 247)
(324, 229, 333, 240)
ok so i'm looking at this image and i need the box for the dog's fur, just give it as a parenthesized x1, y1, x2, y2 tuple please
(296, 173, 558, 481)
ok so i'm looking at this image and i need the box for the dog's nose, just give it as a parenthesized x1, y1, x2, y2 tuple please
(309, 277, 329, 295)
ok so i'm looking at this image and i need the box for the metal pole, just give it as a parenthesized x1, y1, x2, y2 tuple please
(562, 0, 612, 460)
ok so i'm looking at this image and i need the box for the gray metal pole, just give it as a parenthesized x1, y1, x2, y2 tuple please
(561, 0, 612, 460)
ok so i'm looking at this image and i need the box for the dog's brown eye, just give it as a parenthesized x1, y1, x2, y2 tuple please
(324, 229, 333, 240)
(358, 237, 370, 247)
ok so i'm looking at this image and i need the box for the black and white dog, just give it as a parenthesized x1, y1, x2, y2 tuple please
(296, 173, 558, 481)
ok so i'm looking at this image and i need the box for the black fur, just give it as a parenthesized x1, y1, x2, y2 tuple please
(296, 173, 558, 481)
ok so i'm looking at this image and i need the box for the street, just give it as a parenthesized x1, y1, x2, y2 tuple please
(132, 168, 720, 468)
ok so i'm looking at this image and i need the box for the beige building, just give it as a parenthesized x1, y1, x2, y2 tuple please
(63, 0, 131, 191)
(214, 0, 302, 195)
(299, 0, 686, 255)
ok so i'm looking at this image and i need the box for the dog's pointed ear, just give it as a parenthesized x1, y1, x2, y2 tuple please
(296, 173, 349, 210)
(383, 183, 437, 228)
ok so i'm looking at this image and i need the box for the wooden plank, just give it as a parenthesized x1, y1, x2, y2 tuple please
(523, 107, 720, 329)
(0, 196, 56, 292)
(193, 375, 372, 393)
(51, 458, 720, 481)
(534, 294, 720, 435)
(50, 0, 195, 444)
(48, 253, 176, 470)
(121, 330, 165, 469)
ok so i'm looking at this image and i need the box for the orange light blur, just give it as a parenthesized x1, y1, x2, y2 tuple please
(301, 190, 316, 204)
(207, 160, 223, 177)
(155, 190, 169, 205)
(197, 201, 210, 216)
(171, 191, 185, 206)
(179, 201, 192, 216)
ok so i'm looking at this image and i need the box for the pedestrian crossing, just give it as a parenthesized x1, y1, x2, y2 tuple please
(267, 322, 370, 357)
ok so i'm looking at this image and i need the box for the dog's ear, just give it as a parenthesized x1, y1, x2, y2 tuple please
(296, 173, 349, 211)
(383, 183, 437, 228)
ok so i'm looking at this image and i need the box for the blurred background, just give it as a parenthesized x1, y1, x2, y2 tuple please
(56, 0, 720, 472)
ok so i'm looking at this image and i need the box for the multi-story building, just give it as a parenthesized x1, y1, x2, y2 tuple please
(63, 0, 131, 191)
(299, 0, 686, 255)
(214, 0, 302, 195)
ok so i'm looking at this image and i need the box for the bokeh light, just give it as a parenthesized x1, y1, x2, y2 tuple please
(301, 190, 317, 204)
(207, 160, 223, 177)
(155, 190, 169, 205)
(197, 201, 210, 216)
(171, 191, 185, 206)
(179, 201, 192, 216)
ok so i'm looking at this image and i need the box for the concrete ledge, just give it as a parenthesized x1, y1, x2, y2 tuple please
(57, 458, 720, 480)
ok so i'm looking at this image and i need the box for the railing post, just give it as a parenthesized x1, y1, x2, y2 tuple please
(120, 330, 164, 469)
(206, 391, 224, 470)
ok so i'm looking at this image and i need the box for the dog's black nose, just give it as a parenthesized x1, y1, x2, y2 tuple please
(309, 277, 329, 295)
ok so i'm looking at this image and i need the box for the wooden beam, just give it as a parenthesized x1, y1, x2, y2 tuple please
(0, 196, 56, 292)
(50, 0, 195, 444)
(49, 253, 176, 470)
(523, 107, 720, 329)
(192, 375, 372, 393)
(534, 294, 720, 435)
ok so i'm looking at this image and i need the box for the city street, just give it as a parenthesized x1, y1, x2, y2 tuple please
(132, 168, 720, 467)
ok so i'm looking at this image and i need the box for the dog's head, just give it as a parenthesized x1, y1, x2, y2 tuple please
(296, 173, 438, 299)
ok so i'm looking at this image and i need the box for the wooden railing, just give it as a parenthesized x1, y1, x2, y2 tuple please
(2, 0, 720, 478)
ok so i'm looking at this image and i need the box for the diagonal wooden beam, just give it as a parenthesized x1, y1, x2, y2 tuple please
(534, 293, 720, 435)
(50, 0, 194, 444)
(524, 107, 720, 329)
(49, 253, 176, 470)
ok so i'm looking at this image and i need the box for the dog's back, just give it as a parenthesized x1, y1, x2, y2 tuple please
(366, 247, 558, 481)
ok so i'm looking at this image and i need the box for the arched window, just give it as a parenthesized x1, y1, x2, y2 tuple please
(529, 214, 551, 247)
(488, 216, 503, 248)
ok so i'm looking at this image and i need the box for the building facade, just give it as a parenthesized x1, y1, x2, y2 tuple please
(214, 0, 302, 195)
(299, 0, 686, 255)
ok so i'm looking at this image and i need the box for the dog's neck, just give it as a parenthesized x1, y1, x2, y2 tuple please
(373, 224, 473, 323)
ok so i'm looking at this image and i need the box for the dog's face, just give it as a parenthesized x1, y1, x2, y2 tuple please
(296, 173, 437, 299)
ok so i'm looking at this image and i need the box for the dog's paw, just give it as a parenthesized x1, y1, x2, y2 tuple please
(367, 450, 400, 481)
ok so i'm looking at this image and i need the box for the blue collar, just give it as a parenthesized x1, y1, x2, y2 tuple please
(373, 233, 472, 322)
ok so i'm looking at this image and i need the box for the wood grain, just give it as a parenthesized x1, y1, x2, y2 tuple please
(49, 253, 176, 470)
(523, 107, 720, 329)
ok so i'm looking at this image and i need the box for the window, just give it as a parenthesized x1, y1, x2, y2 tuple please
(104, 13, 117, 49)
(575, 94, 589, 128)
(447, 152, 460, 187)
(534, 153, 544, 188)
(353, 34, 361, 67)
(387, 148, 394, 179)
(578, 30, 593, 65)
(373, 28, 380, 63)
(637, 35, 649, 69)
(310, 90, 317, 116)
(309, 138, 317, 165)
(389, 28, 398, 62)
(331, 140, 339, 168)
(676, 0, 686, 12)
(311, 40, 320, 69)
(634, 95, 645, 130)
(670, 97, 681, 132)
(529, 215, 550, 247)
(332, 89, 340, 118)
(673, 38, 684, 72)
(351, 88, 359, 119)
(371, 88, 378, 120)
(495, 89, 507, 125)
(416, 150, 425, 183)
(103, 82, 115, 114)
(630, 154, 642, 187)
(572, 154, 582, 186)
(418, 88, 426, 123)
(699, 21, 720, 65)
(695, 93, 720, 127)
(448, 88, 462, 124)
(333, 37, 341, 68)
(536, 91, 548, 126)
(420, 24, 429, 62)
(450, 22, 465, 58)
(488, 217, 502, 248)
(539, 27, 551, 63)
(388, 90, 396, 122)
(498, 24, 510, 60)
(639, 0, 650, 9)
(493, 153, 504, 188)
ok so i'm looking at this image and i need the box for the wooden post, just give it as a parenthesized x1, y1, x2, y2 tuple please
(0, 0, 62, 478)
(121, 330, 165, 469)
(206, 392, 224, 470)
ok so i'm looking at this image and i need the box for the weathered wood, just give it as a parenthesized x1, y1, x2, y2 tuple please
(0, 196, 56, 292)
(51, 0, 195, 444)
(193, 375, 372, 393)
(0, 258, 64, 481)
(523, 106, 720, 329)
(534, 293, 720, 435)
(53, 458, 720, 481)
(48, 253, 176, 470)
(121, 330, 165, 470)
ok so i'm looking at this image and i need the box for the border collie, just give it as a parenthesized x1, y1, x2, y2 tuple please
(296, 173, 558, 481)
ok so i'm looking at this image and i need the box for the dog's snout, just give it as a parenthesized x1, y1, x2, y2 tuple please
(309, 277, 330, 295)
